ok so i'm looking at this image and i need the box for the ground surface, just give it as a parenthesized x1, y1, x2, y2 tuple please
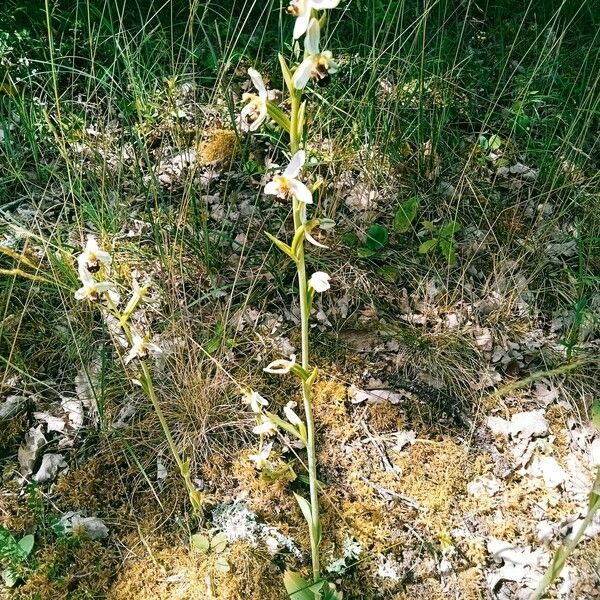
(1, 0, 599, 598)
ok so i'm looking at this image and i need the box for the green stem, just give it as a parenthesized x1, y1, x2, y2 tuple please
(290, 131, 320, 581)
(106, 295, 203, 517)
(529, 468, 600, 600)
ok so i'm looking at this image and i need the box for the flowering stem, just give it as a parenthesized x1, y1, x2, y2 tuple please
(106, 297, 203, 518)
(290, 83, 321, 580)
(529, 467, 600, 600)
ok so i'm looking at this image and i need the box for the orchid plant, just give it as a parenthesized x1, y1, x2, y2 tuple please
(238, 1, 341, 597)
(73, 236, 203, 518)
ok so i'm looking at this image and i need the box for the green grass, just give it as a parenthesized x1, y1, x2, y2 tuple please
(1, 0, 599, 597)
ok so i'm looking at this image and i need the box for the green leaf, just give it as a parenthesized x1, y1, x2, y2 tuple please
(2, 566, 19, 588)
(266, 101, 291, 133)
(394, 197, 418, 233)
(478, 135, 489, 150)
(283, 570, 323, 599)
(211, 532, 228, 553)
(279, 54, 294, 92)
(205, 321, 224, 355)
(365, 223, 388, 251)
(265, 231, 296, 261)
(294, 493, 314, 529)
(265, 411, 304, 441)
(190, 533, 210, 553)
(341, 231, 359, 247)
(377, 265, 399, 282)
(439, 220, 461, 239)
(421, 220, 436, 232)
(438, 239, 457, 265)
(318, 218, 335, 230)
(357, 246, 377, 258)
(17, 535, 34, 559)
(488, 134, 502, 150)
(419, 238, 438, 253)
(592, 398, 600, 432)
(215, 555, 230, 572)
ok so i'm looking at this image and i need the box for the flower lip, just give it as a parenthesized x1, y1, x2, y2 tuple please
(239, 68, 268, 132)
(309, 271, 331, 293)
(264, 354, 297, 375)
(78, 235, 111, 274)
(288, 0, 341, 40)
(243, 390, 269, 413)
(264, 151, 312, 204)
(252, 417, 277, 436)
(284, 401, 303, 426)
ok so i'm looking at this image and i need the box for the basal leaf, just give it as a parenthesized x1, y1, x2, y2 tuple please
(365, 223, 388, 251)
(394, 197, 418, 233)
(419, 238, 438, 254)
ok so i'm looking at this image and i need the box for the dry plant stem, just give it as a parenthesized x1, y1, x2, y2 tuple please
(106, 296, 203, 517)
(529, 467, 600, 600)
(290, 87, 321, 582)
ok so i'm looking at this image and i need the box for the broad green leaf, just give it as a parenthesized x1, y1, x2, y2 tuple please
(488, 134, 502, 150)
(215, 555, 230, 572)
(283, 570, 324, 599)
(318, 219, 335, 230)
(211, 532, 228, 553)
(341, 231, 359, 247)
(478, 135, 489, 150)
(394, 197, 418, 233)
(17, 535, 34, 559)
(205, 321, 224, 355)
(357, 246, 377, 258)
(439, 220, 461, 238)
(419, 238, 438, 253)
(365, 223, 388, 251)
(377, 265, 399, 282)
(439, 238, 457, 265)
(2, 566, 18, 588)
(190, 533, 210, 553)
(294, 493, 314, 529)
(592, 398, 600, 432)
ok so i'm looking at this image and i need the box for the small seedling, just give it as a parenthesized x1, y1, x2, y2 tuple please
(0, 527, 35, 588)
(418, 220, 462, 265)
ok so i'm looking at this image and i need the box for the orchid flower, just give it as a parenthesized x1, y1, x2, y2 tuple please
(243, 390, 269, 413)
(77, 235, 111, 274)
(284, 401, 303, 426)
(288, 0, 341, 40)
(293, 19, 337, 89)
(74, 268, 117, 302)
(240, 68, 268, 132)
(124, 332, 163, 364)
(264, 151, 312, 204)
(264, 354, 297, 375)
(249, 442, 273, 470)
(252, 416, 277, 436)
(309, 271, 331, 292)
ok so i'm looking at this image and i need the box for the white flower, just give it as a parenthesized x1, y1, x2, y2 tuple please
(309, 271, 331, 293)
(264, 354, 297, 375)
(287, 0, 341, 40)
(239, 68, 268, 132)
(77, 235, 111, 274)
(124, 333, 162, 364)
(243, 390, 269, 413)
(249, 442, 273, 470)
(252, 417, 277, 436)
(264, 151, 312, 204)
(284, 401, 303, 426)
(293, 19, 338, 89)
(74, 268, 116, 302)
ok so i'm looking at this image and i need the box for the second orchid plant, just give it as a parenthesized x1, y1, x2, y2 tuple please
(239, 1, 342, 597)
